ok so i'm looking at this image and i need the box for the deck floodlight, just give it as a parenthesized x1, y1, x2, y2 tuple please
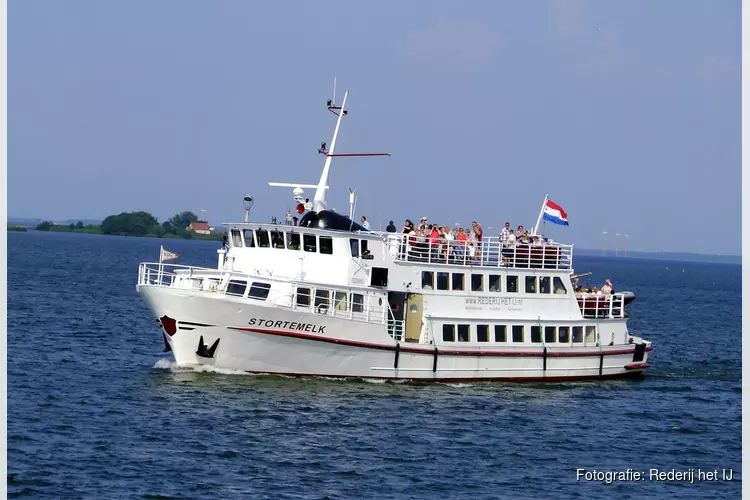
(243, 195, 254, 222)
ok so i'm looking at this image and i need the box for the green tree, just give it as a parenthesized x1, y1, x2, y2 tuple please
(75, 221, 84, 229)
(101, 211, 160, 236)
(168, 211, 198, 229)
(35, 221, 54, 231)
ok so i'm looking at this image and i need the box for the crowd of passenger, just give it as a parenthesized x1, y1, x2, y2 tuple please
(372, 216, 556, 265)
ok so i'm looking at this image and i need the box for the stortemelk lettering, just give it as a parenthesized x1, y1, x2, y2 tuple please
(248, 318, 326, 334)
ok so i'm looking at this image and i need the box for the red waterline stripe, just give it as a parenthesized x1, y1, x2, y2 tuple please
(227, 326, 652, 358)
(624, 362, 650, 370)
(243, 369, 649, 383)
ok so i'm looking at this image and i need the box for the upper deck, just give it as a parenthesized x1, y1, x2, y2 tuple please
(226, 222, 574, 271)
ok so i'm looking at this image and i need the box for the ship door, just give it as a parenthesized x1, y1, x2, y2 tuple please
(404, 293, 424, 342)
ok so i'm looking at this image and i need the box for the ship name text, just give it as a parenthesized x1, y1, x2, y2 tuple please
(248, 318, 326, 334)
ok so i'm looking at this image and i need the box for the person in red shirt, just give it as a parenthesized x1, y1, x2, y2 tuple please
(456, 227, 469, 262)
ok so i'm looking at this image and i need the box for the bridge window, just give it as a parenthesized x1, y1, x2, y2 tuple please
(248, 282, 271, 300)
(361, 240, 369, 255)
(303, 234, 317, 252)
(539, 276, 551, 293)
(471, 274, 484, 292)
(553, 277, 568, 294)
(477, 325, 489, 342)
(243, 229, 255, 247)
(436, 272, 449, 291)
(452, 273, 464, 291)
(585, 326, 597, 344)
(334, 291, 348, 311)
(457, 324, 470, 342)
(572, 326, 583, 343)
(531, 326, 542, 343)
(226, 279, 247, 297)
(231, 229, 242, 247)
(488, 275, 501, 292)
(507, 276, 518, 293)
(558, 326, 570, 343)
(512, 325, 524, 343)
(443, 324, 456, 342)
(422, 271, 434, 289)
(270, 230, 284, 249)
(319, 236, 333, 255)
(256, 229, 270, 248)
(296, 287, 311, 307)
(525, 276, 537, 293)
(545, 326, 556, 343)
(494, 325, 507, 342)
(287, 232, 301, 250)
(351, 293, 364, 313)
(350, 238, 359, 257)
(314, 289, 330, 312)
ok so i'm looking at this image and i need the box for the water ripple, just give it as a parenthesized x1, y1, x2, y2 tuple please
(7, 232, 741, 499)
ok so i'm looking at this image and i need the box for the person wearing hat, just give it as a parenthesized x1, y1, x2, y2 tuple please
(601, 279, 613, 296)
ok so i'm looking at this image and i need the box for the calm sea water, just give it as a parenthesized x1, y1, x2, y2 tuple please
(7, 231, 741, 499)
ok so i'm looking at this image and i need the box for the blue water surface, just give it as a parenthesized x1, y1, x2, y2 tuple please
(7, 231, 742, 499)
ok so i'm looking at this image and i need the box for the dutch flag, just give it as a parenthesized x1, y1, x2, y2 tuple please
(542, 199, 569, 226)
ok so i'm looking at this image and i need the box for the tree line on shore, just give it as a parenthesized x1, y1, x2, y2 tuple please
(33, 211, 223, 240)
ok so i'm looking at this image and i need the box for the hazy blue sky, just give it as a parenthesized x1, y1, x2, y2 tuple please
(10, 1, 740, 254)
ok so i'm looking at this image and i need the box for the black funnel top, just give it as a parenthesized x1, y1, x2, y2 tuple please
(298, 210, 368, 232)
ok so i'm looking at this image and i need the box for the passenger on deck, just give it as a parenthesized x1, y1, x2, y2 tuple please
(500, 222, 512, 247)
(386, 220, 397, 233)
(601, 279, 613, 296)
(442, 226, 454, 261)
(361, 216, 370, 230)
(428, 224, 440, 260)
(472, 221, 483, 262)
(516, 225, 527, 243)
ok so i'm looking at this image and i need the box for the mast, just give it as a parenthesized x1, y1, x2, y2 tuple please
(268, 82, 390, 216)
(313, 91, 349, 212)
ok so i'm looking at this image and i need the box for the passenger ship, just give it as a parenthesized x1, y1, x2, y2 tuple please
(136, 89, 653, 382)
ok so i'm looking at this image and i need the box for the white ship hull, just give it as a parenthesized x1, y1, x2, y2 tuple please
(140, 286, 651, 382)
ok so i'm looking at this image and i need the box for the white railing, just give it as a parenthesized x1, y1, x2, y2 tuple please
(576, 293, 626, 319)
(387, 320, 406, 342)
(384, 234, 573, 270)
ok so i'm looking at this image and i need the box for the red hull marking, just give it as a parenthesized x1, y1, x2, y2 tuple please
(624, 362, 650, 370)
(228, 326, 653, 358)
(243, 369, 648, 383)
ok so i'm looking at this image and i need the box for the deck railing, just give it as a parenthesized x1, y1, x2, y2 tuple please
(384, 234, 573, 270)
(576, 293, 626, 319)
(138, 262, 393, 328)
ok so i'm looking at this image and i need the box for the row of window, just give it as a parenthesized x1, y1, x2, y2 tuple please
(231, 229, 334, 254)
(230, 229, 375, 259)
(442, 324, 597, 344)
(225, 279, 272, 300)
(294, 286, 383, 314)
(423, 272, 568, 294)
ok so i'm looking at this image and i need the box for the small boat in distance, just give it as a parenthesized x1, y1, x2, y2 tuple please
(135, 87, 653, 382)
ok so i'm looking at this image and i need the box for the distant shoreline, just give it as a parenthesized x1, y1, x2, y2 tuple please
(13, 226, 224, 241)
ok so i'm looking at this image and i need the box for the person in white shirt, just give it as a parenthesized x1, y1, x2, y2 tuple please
(360, 216, 371, 230)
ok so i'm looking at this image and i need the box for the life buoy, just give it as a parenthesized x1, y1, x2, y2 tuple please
(317, 304, 329, 315)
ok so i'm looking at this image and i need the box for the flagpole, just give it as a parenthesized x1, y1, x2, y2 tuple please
(533, 194, 548, 236)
